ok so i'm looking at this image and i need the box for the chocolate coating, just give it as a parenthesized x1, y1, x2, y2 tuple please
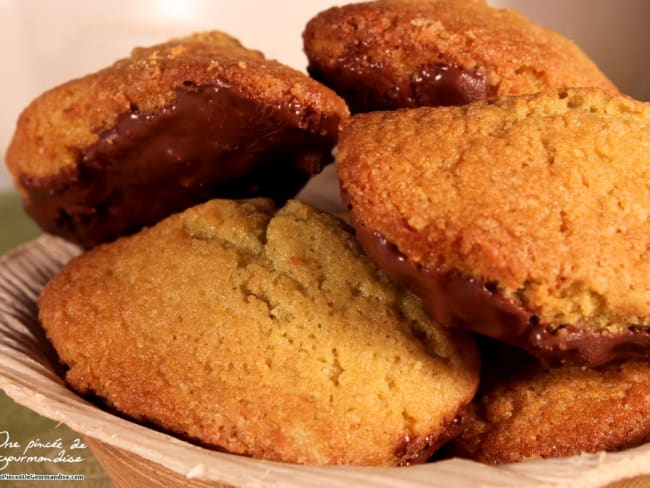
(308, 62, 492, 114)
(395, 412, 466, 466)
(21, 84, 341, 248)
(409, 64, 495, 107)
(354, 223, 650, 367)
(303, 0, 617, 114)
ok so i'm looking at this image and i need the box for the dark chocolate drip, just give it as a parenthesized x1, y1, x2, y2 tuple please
(354, 225, 531, 338)
(308, 60, 493, 113)
(395, 412, 467, 466)
(21, 84, 341, 248)
(354, 223, 650, 367)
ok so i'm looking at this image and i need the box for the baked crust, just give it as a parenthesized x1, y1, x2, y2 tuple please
(6, 32, 349, 247)
(448, 340, 650, 464)
(337, 88, 650, 364)
(304, 0, 617, 112)
(39, 198, 479, 466)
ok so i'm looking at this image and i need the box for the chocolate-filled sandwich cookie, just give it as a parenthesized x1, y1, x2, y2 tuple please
(337, 88, 650, 367)
(303, 0, 617, 113)
(6, 32, 349, 248)
(39, 198, 479, 466)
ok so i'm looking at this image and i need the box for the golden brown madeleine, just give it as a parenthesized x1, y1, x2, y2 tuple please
(7, 32, 349, 248)
(448, 340, 650, 464)
(39, 198, 479, 466)
(304, 0, 617, 113)
(337, 88, 650, 366)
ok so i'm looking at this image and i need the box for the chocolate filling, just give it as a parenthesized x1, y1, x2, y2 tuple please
(308, 60, 494, 113)
(354, 223, 650, 367)
(21, 83, 341, 248)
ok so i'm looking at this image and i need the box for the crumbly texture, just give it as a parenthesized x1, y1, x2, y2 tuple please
(304, 0, 617, 112)
(448, 341, 650, 464)
(8, 31, 348, 179)
(337, 89, 650, 334)
(39, 198, 479, 466)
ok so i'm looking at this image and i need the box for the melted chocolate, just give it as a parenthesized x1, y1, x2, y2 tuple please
(354, 223, 650, 367)
(395, 412, 466, 466)
(21, 84, 341, 248)
(308, 60, 493, 113)
(409, 64, 494, 107)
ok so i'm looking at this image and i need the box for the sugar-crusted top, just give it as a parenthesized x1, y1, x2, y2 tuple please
(450, 343, 650, 463)
(338, 89, 650, 332)
(7, 31, 349, 182)
(39, 198, 479, 465)
(304, 0, 617, 101)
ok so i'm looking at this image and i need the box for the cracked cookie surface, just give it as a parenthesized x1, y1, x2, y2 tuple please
(337, 88, 650, 366)
(39, 198, 479, 466)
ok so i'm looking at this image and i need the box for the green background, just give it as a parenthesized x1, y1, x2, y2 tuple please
(0, 192, 112, 487)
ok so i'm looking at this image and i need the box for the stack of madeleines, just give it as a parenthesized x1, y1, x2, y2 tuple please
(7, 0, 650, 467)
